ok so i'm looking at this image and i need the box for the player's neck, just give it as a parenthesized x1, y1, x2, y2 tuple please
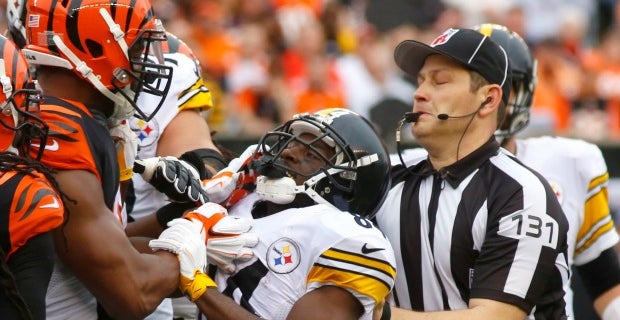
(36, 67, 113, 115)
(502, 137, 517, 155)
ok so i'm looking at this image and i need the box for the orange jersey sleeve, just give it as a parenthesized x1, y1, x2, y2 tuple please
(32, 96, 121, 209)
(0, 170, 64, 259)
(34, 98, 98, 175)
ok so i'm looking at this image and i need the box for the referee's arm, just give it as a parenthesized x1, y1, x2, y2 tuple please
(390, 299, 525, 320)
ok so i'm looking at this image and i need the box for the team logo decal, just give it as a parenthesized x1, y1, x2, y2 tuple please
(312, 108, 350, 125)
(129, 118, 160, 148)
(548, 180, 564, 205)
(266, 237, 300, 274)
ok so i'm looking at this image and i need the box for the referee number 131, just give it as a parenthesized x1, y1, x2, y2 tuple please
(498, 213, 559, 249)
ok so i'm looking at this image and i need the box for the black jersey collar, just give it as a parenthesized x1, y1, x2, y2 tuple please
(415, 137, 500, 188)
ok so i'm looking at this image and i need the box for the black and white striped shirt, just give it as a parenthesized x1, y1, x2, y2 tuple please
(375, 138, 569, 320)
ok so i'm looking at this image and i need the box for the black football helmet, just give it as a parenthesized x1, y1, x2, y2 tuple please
(474, 23, 537, 140)
(252, 108, 391, 219)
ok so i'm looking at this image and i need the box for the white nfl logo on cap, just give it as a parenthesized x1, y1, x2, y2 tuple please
(431, 28, 459, 47)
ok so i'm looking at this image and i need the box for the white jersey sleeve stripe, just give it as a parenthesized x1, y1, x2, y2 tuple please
(308, 263, 393, 303)
(575, 215, 615, 255)
(320, 248, 397, 279)
(178, 78, 212, 110)
(588, 172, 609, 193)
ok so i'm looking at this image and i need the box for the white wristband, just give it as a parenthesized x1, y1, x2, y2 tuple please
(602, 296, 620, 320)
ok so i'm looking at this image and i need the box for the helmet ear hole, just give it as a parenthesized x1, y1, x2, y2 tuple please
(85, 39, 103, 58)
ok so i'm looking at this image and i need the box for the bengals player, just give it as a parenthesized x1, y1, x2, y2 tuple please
(0, 34, 65, 320)
(16, 1, 201, 319)
(15, 0, 255, 318)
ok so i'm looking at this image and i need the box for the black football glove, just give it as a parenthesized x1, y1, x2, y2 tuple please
(134, 156, 208, 204)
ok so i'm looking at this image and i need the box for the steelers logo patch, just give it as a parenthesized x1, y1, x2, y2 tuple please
(548, 180, 564, 205)
(266, 238, 300, 274)
(129, 117, 160, 148)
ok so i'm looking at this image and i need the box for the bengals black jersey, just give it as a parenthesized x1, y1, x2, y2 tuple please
(30, 96, 122, 319)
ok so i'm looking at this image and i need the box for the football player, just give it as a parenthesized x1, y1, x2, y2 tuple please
(12, 1, 234, 318)
(0, 34, 64, 319)
(142, 108, 397, 320)
(479, 23, 620, 320)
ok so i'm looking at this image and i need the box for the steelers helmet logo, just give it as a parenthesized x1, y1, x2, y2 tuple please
(548, 180, 564, 205)
(129, 117, 160, 148)
(266, 238, 300, 274)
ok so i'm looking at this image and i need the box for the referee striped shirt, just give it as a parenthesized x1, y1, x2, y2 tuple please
(375, 138, 569, 320)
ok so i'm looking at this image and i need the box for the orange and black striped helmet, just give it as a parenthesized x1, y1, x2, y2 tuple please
(0, 35, 46, 160)
(22, 0, 172, 122)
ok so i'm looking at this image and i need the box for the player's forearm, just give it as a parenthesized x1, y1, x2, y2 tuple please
(195, 288, 261, 320)
(129, 236, 155, 253)
(126, 214, 164, 238)
(594, 285, 620, 320)
(391, 308, 515, 320)
(51, 213, 179, 317)
(94, 250, 180, 319)
(577, 247, 620, 320)
(391, 307, 487, 320)
(390, 299, 526, 320)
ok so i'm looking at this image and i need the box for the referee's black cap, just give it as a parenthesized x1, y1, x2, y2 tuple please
(394, 28, 511, 105)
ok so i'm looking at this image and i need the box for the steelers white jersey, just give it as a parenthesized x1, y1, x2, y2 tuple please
(129, 52, 212, 219)
(46, 257, 97, 320)
(515, 136, 619, 318)
(207, 194, 397, 320)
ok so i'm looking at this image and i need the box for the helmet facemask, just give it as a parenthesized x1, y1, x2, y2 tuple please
(252, 116, 358, 208)
(0, 86, 47, 161)
(474, 24, 538, 144)
(496, 59, 537, 143)
(114, 24, 172, 121)
(22, 2, 173, 123)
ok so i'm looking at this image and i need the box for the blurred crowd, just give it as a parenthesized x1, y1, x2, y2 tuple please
(4, 0, 620, 144)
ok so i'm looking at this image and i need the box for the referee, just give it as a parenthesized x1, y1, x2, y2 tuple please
(375, 28, 569, 319)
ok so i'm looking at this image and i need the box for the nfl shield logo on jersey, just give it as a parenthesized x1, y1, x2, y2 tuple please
(267, 238, 300, 274)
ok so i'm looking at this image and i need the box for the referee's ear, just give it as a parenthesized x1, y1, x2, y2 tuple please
(478, 86, 503, 122)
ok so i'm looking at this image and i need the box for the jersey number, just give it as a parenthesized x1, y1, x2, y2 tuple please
(499, 213, 559, 249)
(353, 214, 373, 229)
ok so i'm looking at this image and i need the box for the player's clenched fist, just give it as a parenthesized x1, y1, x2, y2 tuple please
(134, 156, 208, 204)
(149, 218, 216, 301)
(184, 202, 258, 273)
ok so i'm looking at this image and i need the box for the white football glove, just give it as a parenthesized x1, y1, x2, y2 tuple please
(184, 202, 259, 273)
(134, 156, 208, 204)
(149, 218, 216, 301)
(201, 144, 263, 206)
(109, 121, 139, 182)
